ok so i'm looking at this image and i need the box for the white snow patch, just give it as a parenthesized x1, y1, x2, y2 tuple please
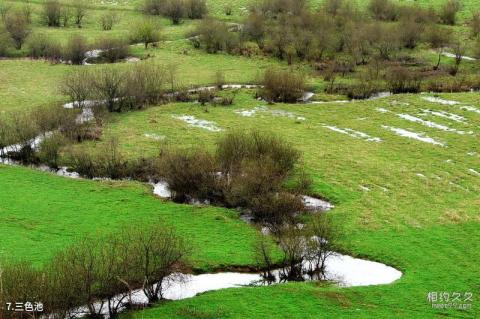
(422, 97, 459, 105)
(172, 115, 222, 132)
(442, 52, 476, 61)
(376, 107, 390, 113)
(382, 126, 445, 146)
(322, 125, 382, 142)
(468, 169, 480, 176)
(461, 106, 480, 115)
(302, 196, 334, 211)
(397, 113, 467, 135)
(151, 181, 171, 198)
(144, 133, 165, 141)
(359, 185, 370, 192)
(416, 173, 426, 178)
(419, 109, 466, 123)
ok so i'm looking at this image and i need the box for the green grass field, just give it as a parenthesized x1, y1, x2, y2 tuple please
(1, 0, 480, 317)
(0, 164, 270, 271)
(71, 91, 480, 318)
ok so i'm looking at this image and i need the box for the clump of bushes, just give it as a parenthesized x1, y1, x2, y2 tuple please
(143, 0, 207, 24)
(254, 214, 339, 281)
(2, 6, 31, 50)
(385, 66, 422, 94)
(439, 0, 461, 25)
(258, 68, 306, 103)
(63, 34, 89, 65)
(96, 36, 131, 63)
(160, 130, 307, 225)
(61, 63, 169, 113)
(130, 19, 161, 49)
(27, 33, 62, 60)
(0, 224, 190, 318)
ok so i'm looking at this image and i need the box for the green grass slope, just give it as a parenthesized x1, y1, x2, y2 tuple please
(0, 164, 264, 271)
(77, 91, 480, 318)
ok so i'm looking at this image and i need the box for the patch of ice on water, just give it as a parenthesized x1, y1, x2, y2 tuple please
(397, 113, 467, 135)
(419, 109, 466, 123)
(422, 96, 459, 105)
(151, 181, 171, 198)
(382, 125, 445, 146)
(322, 125, 382, 142)
(172, 115, 222, 132)
(302, 195, 334, 211)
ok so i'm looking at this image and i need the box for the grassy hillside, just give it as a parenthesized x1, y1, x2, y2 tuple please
(70, 90, 479, 317)
(0, 164, 267, 271)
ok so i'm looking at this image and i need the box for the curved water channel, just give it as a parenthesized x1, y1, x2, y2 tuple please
(1, 88, 402, 318)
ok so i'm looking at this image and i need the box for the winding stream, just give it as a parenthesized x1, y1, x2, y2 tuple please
(1, 88, 403, 318)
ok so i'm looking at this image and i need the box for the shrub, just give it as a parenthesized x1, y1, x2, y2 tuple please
(37, 132, 67, 168)
(63, 35, 89, 65)
(92, 67, 126, 112)
(305, 214, 338, 276)
(27, 33, 62, 60)
(368, 0, 399, 21)
(439, 0, 462, 25)
(96, 36, 130, 63)
(100, 11, 119, 30)
(259, 68, 306, 103)
(425, 25, 452, 70)
(471, 12, 480, 37)
(159, 149, 221, 203)
(186, 0, 207, 19)
(125, 62, 167, 107)
(4, 9, 31, 49)
(0, 26, 13, 56)
(72, 0, 87, 28)
(143, 0, 166, 15)
(43, 0, 62, 27)
(164, 0, 185, 24)
(249, 191, 304, 225)
(123, 225, 190, 303)
(224, 5, 232, 16)
(216, 130, 300, 176)
(194, 18, 234, 53)
(61, 69, 94, 107)
(130, 19, 161, 49)
(385, 66, 422, 93)
(4, 112, 40, 161)
(0, 262, 48, 319)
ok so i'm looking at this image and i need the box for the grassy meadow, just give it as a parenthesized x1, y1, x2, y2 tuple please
(0, 0, 479, 317)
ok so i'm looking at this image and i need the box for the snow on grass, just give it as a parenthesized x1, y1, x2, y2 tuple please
(461, 106, 480, 115)
(144, 133, 165, 141)
(468, 169, 480, 176)
(235, 106, 306, 121)
(397, 114, 469, 135)
(322, 125, 382, 142)
(419, 109, 466, 123)
(376, 107, 390, 113)
(421, 97, 460, 105)
(382, 126, 445, 146)
(441, 52, 477, 61)
(172, 115, 222, 132)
